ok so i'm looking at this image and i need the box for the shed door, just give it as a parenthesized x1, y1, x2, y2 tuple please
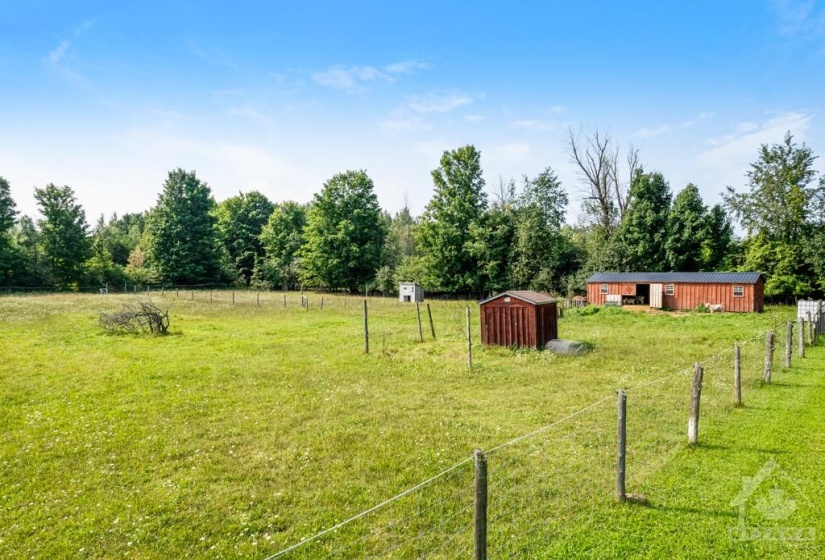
(650, 284, 663, 309)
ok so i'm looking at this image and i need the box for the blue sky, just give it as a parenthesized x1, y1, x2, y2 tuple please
(1, 1, 824, 223)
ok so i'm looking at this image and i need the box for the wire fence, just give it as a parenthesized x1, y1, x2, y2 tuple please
(2, 288, 821, 557)
(262, 323, 817, 559)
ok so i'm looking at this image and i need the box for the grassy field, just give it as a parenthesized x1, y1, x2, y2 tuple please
(0, 291, 821, 558)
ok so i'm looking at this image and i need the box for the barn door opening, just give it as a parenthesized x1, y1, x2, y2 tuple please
(649, 283, 663, 309)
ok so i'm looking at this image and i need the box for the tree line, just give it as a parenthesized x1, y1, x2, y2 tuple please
(0, 131, 823, 300)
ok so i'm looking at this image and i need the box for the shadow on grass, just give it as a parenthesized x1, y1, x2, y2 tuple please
(649, 504, 738, 519)
(691, 443, 789, 455)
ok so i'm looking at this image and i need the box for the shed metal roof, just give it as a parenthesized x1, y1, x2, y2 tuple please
(479, 290, 556, 306)
(587, 272, 763, 284)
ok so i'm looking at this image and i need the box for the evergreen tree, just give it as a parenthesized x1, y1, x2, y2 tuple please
(33, 183, 92, 286)
(145, 169, 222, 285)
(0, 176, 20, 285)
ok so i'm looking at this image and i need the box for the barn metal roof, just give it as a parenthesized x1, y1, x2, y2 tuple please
(587, 272, 763, 284)
(478, 290, 557, 306)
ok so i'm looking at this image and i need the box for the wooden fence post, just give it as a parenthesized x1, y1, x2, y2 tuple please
(688, 362, 704, 445)
(232, 291, 235, 305)
(427, 303, 436, 339)
(734, 343, 742, 407)
(284, 294, 287, 308)
(210, 290, 213, 303)
(798, 317, 805, 358)
(785, 321, 793, 368)
(474, 449, 488, 560)
(416, 302, 424, 343)
(616, 390, 627, 502)
(191, 290, 194, 300)
(320, 296, 324, 310)
(763, 330, 774, 383)
(257, 291, 260, 306)
(467, 306, 473, 369)
(364, 299, 369, 354)
(176, 288, 179, 298)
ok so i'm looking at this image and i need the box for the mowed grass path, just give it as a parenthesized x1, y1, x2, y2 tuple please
(0, 292, 820, 558)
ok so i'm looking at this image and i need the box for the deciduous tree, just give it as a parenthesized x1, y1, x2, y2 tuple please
(214, 191, 275, 285)
(299, 170, 385, 291)
(509, 168, 577, 292)
(613, 171, 671, 272)
(258, 201, 307, 290)
(665, 184, 706, 272)
(416, 145, 488, 293)
(723, 132, 824, 299)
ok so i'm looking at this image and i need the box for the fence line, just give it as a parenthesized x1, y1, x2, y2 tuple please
(267, 327, 792, 558)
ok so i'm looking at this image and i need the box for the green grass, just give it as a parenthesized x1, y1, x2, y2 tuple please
(0, 292, 821, 558)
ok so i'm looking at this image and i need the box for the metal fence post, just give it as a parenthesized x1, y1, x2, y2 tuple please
(616, 390, 627, 502)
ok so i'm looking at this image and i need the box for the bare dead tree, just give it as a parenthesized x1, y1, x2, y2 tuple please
(99, 300, 170, 334)
(611, 143, 640, 219)
(567, 127, 642, 235)
(567, 127, 616, 235)
(493, 175, 516, 207)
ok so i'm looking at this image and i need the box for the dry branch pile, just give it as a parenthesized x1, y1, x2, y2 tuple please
(99, 300, 170, 334)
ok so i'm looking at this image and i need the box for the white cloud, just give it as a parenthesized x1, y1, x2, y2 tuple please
(464, 114, 486, 123)
(228, 103, 269, 123)
(47, 40, 70, 64)
(407, 93, 474, 113)
(546, 105, 567, 115)
(383, 60, 430, 74)
(380, 116, 431, 133)
(46, 20, 96, 65)
(634, 112, 715, 138)
(185, 38, 208, 61)
(486, 143, 532, 164)
(509, 119, 561, 131)
(772, 0, 825, 38)
(312, 60, 429, 92)
(312, 65, 391, 90)
(635, 121, 693, 138)
(696, 111, 812, 187)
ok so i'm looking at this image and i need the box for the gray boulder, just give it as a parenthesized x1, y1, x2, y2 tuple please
(545, 339, 592, 355)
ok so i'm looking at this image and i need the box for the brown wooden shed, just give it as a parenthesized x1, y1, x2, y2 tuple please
(586, 272, 765, 312)
(479, 290, 558, 349)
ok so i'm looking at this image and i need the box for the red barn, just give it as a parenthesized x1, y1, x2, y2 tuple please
(479, 290, 558, 348)
(586, 272, 765, 312)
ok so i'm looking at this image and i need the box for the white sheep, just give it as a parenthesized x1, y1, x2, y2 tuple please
(705, 303, 724, 314)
